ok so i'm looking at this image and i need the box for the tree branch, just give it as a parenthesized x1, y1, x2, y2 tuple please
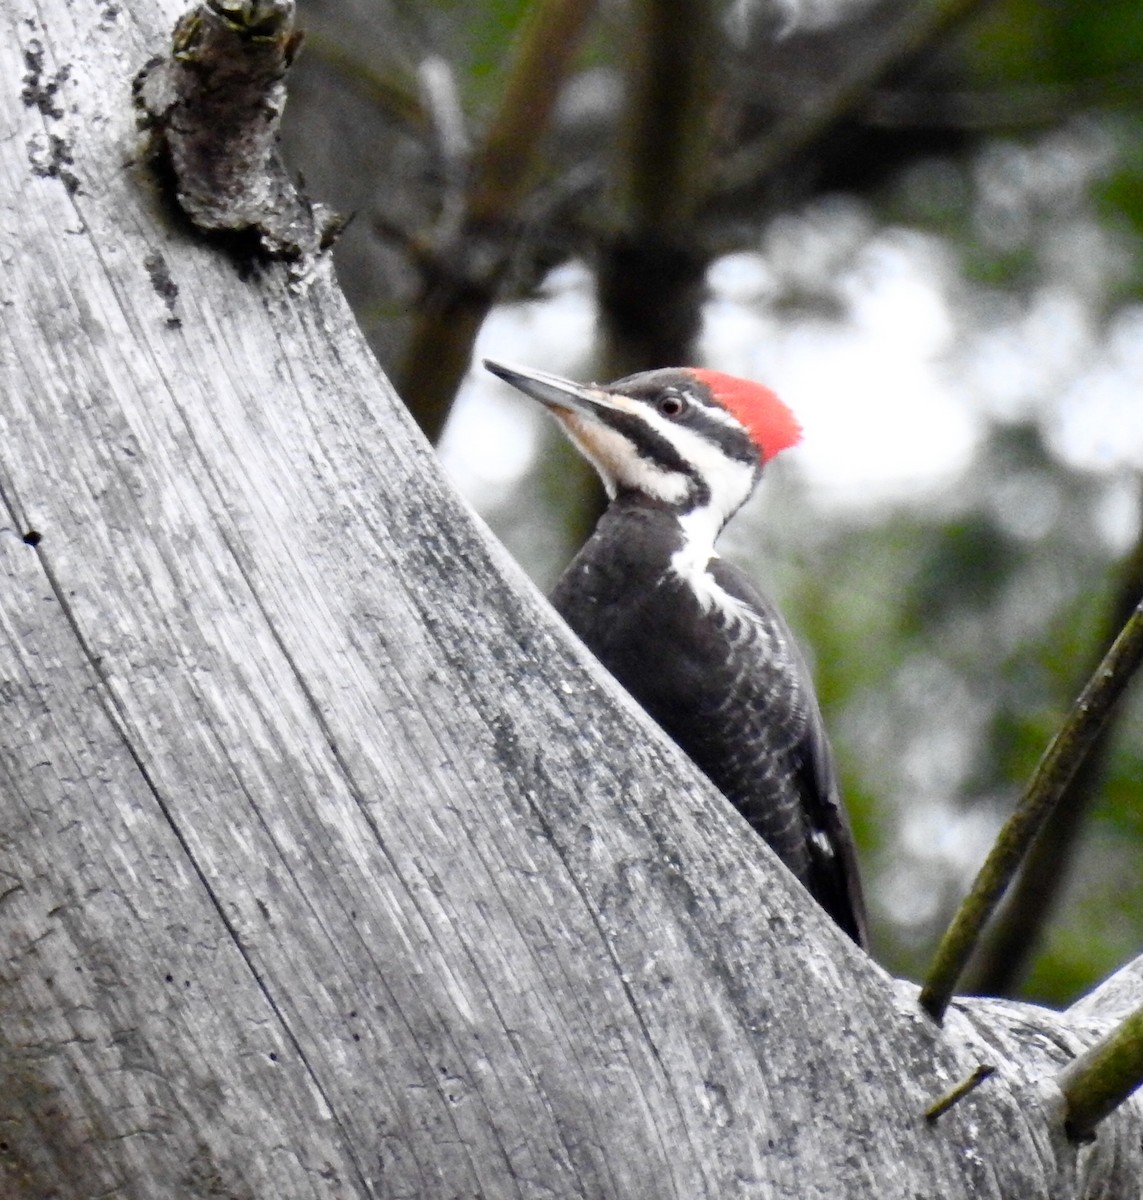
(713, 0, 994, 202)
(1058, 1004, 1143, 1141)
(300, 30, 429, 140)
(963, 503, 1143, 998)
(134, 0, 337, 268)
(596, 0, 714, 379)
(396, 0, 597, 441)
(920, 596, 1143, 1023)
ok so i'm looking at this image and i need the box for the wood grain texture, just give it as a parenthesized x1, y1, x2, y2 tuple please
(1, 1, 1141, 1196)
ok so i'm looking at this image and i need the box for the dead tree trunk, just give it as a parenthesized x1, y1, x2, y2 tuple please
(1, 0, 1140, 1195)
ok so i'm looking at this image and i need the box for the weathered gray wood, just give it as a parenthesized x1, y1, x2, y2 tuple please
(2, 0, 1141, 1196)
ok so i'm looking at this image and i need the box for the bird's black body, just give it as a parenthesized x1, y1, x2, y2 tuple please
(553, 495, 867, 946)
(484, 358, 868, 948)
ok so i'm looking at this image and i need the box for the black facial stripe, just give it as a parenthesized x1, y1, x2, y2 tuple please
(597, 408, 711, 509)
(602, 408, 693, 472)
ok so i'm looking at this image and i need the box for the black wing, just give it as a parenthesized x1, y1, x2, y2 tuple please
(707, 558, 868, 947)
(552, 506, 868, 947)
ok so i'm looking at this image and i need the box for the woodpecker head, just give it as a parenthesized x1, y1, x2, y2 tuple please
(485, 359, 802, 536)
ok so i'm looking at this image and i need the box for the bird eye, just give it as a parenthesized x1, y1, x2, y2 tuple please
(657, 393, 686, 418)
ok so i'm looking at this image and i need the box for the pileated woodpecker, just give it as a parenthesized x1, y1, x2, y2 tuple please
(485, 358, 868, 948)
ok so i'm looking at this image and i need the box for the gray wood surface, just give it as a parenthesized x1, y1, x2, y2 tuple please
(2, 0, 1140, 1195)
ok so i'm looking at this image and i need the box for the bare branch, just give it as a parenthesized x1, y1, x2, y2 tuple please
(301, 30, 429, 140)
(964, 505, 1143, 998)
(923, 1063, 996, 1122)
(920, 597, 1143, 1023)
(134, 0, 338, 269)
(1058, 1004, 1143, 1141)
(714, 0, 994, 201)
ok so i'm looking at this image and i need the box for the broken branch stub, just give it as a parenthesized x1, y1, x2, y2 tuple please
(133, 0, 341, 273)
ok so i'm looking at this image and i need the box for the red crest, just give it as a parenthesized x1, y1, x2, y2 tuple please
(688, 369, 802, 463)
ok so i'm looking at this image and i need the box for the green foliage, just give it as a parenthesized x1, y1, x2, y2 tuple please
(902, 511, 1022, 627)
(971, 0, 1143, 86)
(1098, 117, 1143, 266)
(440, 0, 537, 111)
(961, 0, 1143, 297)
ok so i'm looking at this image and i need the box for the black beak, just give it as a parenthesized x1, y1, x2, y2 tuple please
(483, 359, 618, 419)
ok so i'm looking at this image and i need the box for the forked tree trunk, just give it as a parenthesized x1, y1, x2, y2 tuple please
(1, 1, 1140, 1196)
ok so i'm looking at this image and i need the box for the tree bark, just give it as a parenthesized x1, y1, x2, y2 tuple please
(1, 1, 1141, 1196)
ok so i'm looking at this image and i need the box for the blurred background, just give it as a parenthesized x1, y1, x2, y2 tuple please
(281, 0, 1143, 1002)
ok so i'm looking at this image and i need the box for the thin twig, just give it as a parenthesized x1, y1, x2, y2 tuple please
(1058, 1005, 1143, 1141)
(300, 31, 428, 139)
(919, 598, 1143, 1024)
(924, 1064, 996, 1122)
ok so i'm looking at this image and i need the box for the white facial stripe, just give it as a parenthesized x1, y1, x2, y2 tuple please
(692, 399, 744, 430)
(676, 504, 724, 562)
(597, 397, 755, 509)
(671, 510, 748, 617)
(666, 425, 757, 616)
(665, 421, 758, 525)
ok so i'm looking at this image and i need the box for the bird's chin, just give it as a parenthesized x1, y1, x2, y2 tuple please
(553, 411, 622, 495)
